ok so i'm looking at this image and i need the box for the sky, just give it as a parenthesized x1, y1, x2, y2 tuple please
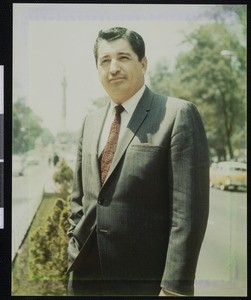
(13, 3, 214, 135)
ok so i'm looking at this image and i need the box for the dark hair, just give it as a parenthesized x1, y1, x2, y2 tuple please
(93, 27, 145, 65)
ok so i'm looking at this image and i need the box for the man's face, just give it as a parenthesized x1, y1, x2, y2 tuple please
(97, 38, 147, 104)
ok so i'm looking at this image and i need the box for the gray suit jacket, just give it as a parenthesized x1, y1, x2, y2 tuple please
(67, 86, 209, 295)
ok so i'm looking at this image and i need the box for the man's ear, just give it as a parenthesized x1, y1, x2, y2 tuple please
(141, 57, 148, 74)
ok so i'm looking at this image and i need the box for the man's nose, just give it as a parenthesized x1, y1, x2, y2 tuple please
(109, 59, 120, 74)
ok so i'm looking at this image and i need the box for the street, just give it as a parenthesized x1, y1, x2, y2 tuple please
(12, 166, 247, 296)
(195, 188, 247, 296)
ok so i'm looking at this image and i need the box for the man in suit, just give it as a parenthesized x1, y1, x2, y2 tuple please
(67, 27, 209, 296)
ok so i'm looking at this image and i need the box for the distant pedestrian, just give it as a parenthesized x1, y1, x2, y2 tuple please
(53, 153, 59, 166)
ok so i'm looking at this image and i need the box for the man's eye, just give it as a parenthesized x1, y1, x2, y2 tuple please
(120, 56, 129, 61)
(100, 59, 110, 65)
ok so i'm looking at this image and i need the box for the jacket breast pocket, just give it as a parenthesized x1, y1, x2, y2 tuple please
(124, 144, 168, 181)
(130, 144, 165, 153)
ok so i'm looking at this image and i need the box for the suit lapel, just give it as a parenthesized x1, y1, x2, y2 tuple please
(102, 87, 153, 186)
(90, 103, 110, 189)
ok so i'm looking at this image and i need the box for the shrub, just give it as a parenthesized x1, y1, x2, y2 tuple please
(29, 197, 70, 294)
(28, 159, 72, 295)
(53, 159, 73, 199)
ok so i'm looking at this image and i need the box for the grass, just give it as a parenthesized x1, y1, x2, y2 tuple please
(11, 194, 68, 296)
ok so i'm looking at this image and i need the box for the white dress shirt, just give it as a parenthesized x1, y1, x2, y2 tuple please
(98, 85, 145, 157)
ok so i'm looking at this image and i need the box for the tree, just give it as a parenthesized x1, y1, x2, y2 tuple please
(149, 21, 246, 161)
(13, 98, 55, 154)
(176, 23, 245, 160)
(40, 128, 55, 147)
(149, 59, 172, 96)
(205, 5, 247, 38)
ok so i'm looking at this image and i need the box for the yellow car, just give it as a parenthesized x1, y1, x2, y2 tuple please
(210, 161, 247, 191)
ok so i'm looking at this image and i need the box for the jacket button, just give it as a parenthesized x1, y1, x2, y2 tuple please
(98, 196, 104, 205)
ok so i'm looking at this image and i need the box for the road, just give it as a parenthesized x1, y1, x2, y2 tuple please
(12, 165, 247, 296)
(195, 187, 247, 296)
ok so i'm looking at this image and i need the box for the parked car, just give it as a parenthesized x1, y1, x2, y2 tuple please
(12, 155, 25, 176)
(210, 161, 247, 191)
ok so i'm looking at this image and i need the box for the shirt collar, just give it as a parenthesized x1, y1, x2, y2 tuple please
(110, 85, 146, 115)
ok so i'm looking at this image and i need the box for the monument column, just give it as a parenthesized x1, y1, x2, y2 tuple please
(61, 75, 67, 132)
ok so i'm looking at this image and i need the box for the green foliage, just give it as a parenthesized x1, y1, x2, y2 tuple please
(13, 98, 55, 154)
(40, 128, 55, 147)
(12, 195, 70, 296)
(149, 59, 172, 96)
(149, 21, 246, 162)
(29, 197, 70, 295)
(53, 159, 73, 199)
(205, 5, 247, 38)
(60, 197, 72, 236)
(28, 160, 73, 295)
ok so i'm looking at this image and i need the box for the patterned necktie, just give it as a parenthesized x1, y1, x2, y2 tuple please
(99, 105, 125, 185)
